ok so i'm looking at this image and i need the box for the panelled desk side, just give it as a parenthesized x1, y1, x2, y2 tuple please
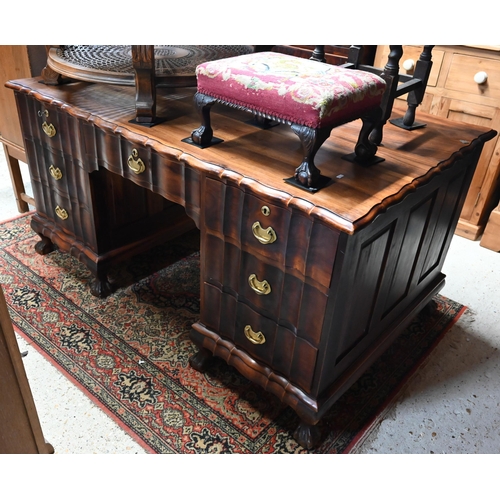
(7, 78, 496, 449)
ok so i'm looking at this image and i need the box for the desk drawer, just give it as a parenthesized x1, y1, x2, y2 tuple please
(30, 174, 94, 248)
(201, 284, 318, 393)
(25, 138, 86, 200)
(203, 237, 327, 347)
(204, 176, 338, 289)
(204, 178, 291, 265)
(18, 96, 83, 159)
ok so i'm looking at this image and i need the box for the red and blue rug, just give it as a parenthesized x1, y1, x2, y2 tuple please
(0, 214, 466, 453)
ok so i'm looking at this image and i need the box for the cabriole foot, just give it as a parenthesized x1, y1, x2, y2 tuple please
(293, 420, 321, 450)
(34, 236, 55, 255)
(89, 276, 113, 298)
(189, 346, 214, 373)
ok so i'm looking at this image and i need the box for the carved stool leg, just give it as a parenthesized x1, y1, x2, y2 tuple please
(291, 124, 331, 189)
(189, 346, 214, 373)
(354, 106, 382, 161)
(34, 235, 55, 255)
(342, 107, 385, 167)
(293, 420, 321, 450)
(190, 93, 219, 147)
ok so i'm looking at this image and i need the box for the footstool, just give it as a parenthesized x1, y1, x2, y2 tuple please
(188, 51, 387, 191)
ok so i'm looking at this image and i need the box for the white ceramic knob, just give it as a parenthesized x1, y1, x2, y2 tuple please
(474, 71, 488, 84)
(403, 59, 415, 71)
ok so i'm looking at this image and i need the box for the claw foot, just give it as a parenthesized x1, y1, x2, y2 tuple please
(293, 421, 321, 450)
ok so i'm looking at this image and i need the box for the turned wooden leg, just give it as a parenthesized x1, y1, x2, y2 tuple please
(191, 93, 218, 147)
(89, 268, 113, 298)
(293, 420, 321, 450)
(34, 235, 55, 255)
(291, 124, 330, 189)
(396, 45, 434, 130)
(189, 346, 214, 372)
(354, 106, 382, 162)
(3, 143, 31, 213)
(370, 45, 403, 145)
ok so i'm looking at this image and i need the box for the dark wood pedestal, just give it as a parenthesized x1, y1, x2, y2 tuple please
(7, 78, 496, 449)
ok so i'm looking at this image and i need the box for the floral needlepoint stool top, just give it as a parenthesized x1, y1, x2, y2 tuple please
(188, 51, 387, 192)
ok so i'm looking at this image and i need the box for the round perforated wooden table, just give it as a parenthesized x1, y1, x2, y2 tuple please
(46, 45, 255, 87)
(45, 45, 256, 125)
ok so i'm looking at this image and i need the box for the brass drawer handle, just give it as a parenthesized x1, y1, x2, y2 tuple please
(248, 274, 271, 295)
(127, 148, 146, 174)
(42, 122, 56, 137)
(55, 205, 68, 220)
(244, 325, 266, 345)
(49, 165, 63, 180)
(251, 221, 277, 245)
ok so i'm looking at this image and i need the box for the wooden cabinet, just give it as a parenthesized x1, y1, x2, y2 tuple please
(480, 200, 500, 251)
(374, 45, 500, 240)
(0, 45, 47, 212)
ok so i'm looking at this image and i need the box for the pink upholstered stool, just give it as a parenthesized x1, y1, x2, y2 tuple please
(188, 51, 387, 191)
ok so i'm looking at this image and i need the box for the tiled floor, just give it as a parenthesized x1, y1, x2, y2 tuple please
(1, 145, 499, 454)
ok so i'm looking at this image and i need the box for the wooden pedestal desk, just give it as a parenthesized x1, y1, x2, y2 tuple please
(7, 77, 496, 449)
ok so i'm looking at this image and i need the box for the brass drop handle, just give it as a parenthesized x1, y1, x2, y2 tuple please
(49, 165, 63, 180)
(244, 325, 266, 345)
(251, 221, 277, 245)
(42, 122, 56, 137)
(55, 206, 68, 220)
(127, 148, 146, 174)
(248, 274, 271, 295)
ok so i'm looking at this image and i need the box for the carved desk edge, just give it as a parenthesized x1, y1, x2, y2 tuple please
(7, 79, 497, 237)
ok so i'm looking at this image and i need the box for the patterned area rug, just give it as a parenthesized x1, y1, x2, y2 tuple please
(0, 214, 466, 453)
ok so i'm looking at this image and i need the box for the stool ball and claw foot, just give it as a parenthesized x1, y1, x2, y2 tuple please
(343, 106, 384, 165)
(291, 125, 331, 190)
(189, 93, 223, 148)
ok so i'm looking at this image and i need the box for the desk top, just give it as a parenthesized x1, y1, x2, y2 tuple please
(7, 77, 496, 234)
